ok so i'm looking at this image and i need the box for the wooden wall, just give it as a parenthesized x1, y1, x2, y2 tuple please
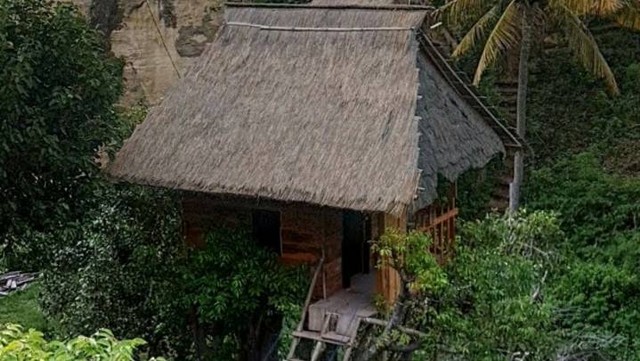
(372, 212, 405, 305)
(181, 193, 343, 300)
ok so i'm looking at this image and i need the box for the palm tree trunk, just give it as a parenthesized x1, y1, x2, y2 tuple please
(509, 6, 532, 212)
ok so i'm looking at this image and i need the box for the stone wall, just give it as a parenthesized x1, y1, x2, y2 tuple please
(181, 194, 343, 299)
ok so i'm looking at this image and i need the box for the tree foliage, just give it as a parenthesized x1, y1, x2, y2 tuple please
(182, 229, 308, 360)
(41, 208, 308, 360)
(419, 211, 562, 361)
(38, 185, 185, 350)
(526, 153, 640, 250)
(368, 210, 640, 360)
(439, 0, 640, 93)
(525, 153, 640, 359)
(0, 324, 163, 361)
(0, 0, 127, 267)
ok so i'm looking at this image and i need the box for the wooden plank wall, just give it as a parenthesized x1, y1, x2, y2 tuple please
(375, 211, 406, 305)
(181, 193, 343, 300)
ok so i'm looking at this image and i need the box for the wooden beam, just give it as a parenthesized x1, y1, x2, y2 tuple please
(375, 212, 406, 306)
(419, 208, 459, 231)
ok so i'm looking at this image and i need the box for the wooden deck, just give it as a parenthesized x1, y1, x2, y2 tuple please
(308, 272, 377, 334)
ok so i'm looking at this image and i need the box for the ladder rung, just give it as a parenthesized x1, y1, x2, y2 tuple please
(321, 331, 351, 344)
(292, 331, 347, 346)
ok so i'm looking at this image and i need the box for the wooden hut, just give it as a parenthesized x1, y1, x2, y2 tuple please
(108, 2, 521, 354)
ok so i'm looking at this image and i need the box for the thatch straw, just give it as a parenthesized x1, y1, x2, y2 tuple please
(311, 0, 395, 5)
(109, 7, 427, 214)
(414, 53, 505, 209)
(109, 5, 508, 214)
(224, 6, 427, 28)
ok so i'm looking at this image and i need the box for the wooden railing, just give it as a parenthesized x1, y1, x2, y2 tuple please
(415, 184, 458, 264)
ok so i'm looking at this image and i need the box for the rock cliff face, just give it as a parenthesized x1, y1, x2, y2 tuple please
(70, 0, 221, 105)
(73, 0, 419, 105)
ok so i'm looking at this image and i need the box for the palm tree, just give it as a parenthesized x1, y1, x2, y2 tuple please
(438, 0, 640, 211)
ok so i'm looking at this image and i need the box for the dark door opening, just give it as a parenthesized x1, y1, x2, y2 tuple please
(252, 210, 281, 255)
(342, 211, 371, 288)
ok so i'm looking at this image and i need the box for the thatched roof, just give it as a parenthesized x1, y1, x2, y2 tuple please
(414, 52, 504, 208)
(109, 4, 515, 214)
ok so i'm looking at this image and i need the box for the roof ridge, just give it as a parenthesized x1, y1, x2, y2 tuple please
(225, 2, 434, 11)
(225, 21, 416, 32)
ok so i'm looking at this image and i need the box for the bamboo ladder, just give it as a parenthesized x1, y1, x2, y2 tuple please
(286, 249, 364, 361)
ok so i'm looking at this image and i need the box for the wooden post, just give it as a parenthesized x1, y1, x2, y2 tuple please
(375, 211, 406, 306)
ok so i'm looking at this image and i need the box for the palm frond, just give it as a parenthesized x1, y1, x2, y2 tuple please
(452, 6, 500, 58)
(611, 6, 640, 30)
(472, 0, 522, 85)
(438, 0, 495, 25)
(554, 0, 623, 15)
(559, 5, 620, 94)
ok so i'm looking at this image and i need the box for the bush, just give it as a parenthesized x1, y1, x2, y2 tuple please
(526, 153, 640, 252)
(39, 185, 188, 359)
(0, 324, 162, 360)
(39, 195, 309, 360)
(181, 229, 308, 360)
(553, 261, 640, 333)
(526, 153, 640, 359)
(391, 212, 563, 361)
(551, 260, 640, 360)
(426, 210, 640, 360)
(431, 211, 561, 360)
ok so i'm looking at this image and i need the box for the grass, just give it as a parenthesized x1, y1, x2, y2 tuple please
(0, 282, 49, 331)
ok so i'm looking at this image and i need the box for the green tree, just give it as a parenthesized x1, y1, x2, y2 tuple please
(39, 185, 187, 357)
(0, 0, 126, 266)
(360, 212, 564, 360)
(181, 229, 307, 360)
(439, 0, 640, 211)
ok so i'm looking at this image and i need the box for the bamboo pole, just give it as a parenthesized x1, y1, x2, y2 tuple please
(226, 22, 415, 32)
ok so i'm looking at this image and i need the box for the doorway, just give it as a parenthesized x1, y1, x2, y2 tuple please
(342, 211, 371, 288)
(252, 209, 281, 255)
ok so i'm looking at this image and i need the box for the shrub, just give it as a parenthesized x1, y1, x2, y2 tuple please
(382, 212, 563, 360)
(40, 203, 309, 360)
(526, 153, 640, 358)
(430, 211, 561, 360)
(526, 153, 640, 253)
(0, 324, 162, 360)
(39, 185, 188, 359)
(181, 229, 308, 360)
(552, 261, 640, 333)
